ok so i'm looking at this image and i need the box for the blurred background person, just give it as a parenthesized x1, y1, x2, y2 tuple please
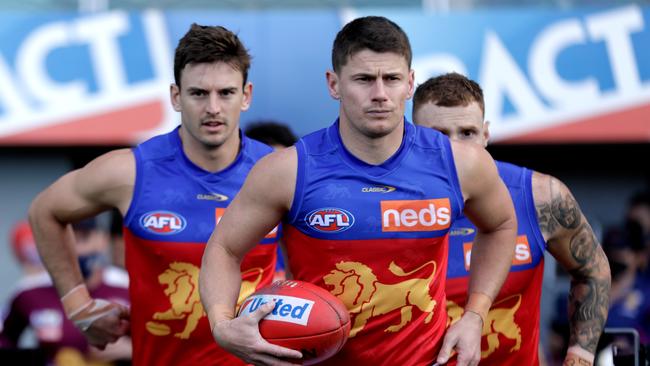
(109, 210, 125, 269)
(602, 220, 650, 343)
(626, 191, 650, 277)
(244, 120, 298, 150)
(244, 120, 298, 281)
(0, 218, 131, 366)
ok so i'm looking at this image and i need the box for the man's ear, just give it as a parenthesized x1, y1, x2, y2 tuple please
(170, 84, 181, 112)
(326, 70, 340, 100)
(406, 69, 415, 99)
(483, 121, 491, 147)
(241, 82, 253, 111)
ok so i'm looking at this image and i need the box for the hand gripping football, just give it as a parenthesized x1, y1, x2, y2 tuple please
(238, 280, 351, 365)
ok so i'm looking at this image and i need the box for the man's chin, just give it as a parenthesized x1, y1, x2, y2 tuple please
(363, 120, 400, 138)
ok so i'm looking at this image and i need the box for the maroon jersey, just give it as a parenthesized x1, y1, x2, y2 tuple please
(0, 269, 129, 363)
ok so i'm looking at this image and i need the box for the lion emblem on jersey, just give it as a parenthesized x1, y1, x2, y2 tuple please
(145, 262, 204, 339)
(145, 262, 264, 339)
(323, 260, 437, 338)
(447, 294, 522, 358)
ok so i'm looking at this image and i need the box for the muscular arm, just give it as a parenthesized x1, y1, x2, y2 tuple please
(28, 149, 133, 348)
(453, 141, 518, 308)
(437, 141, 517, 366)
(29, 149, 134, 297)
(200, 147, 302, 364)
(533, 172, 610, 361)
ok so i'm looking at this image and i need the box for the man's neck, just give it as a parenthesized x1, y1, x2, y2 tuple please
(179, 129, 241, 173)
(338, 117, 404, 166)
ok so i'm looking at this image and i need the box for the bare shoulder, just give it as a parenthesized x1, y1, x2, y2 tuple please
(531, 171, 582, 241)
(39, 148, 135, 215)
(450, 140, 498, 199)
(243, 146, 297, 210)
(82, 148, 135, 181)
(77, 148, 135, 193)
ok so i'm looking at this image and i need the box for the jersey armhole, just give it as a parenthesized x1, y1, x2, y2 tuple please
(440, 136, 465, 221)
(286, 140, 306, 224)
(123, 147, 143, 227)
(524, 168, 548, 252)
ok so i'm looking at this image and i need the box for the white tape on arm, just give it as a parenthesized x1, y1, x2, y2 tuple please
(69, 299, 118, 331)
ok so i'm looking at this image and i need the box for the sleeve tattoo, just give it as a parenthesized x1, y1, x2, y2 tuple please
(536, 179, 611, 354)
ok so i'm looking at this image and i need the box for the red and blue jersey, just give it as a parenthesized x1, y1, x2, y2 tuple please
(445, 161, 546, 366)
(123, 127, 278, 366)
(283, 120, 464, 366)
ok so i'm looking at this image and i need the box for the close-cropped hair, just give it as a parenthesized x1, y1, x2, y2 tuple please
(413, 72, 485, 117)
(332, 16, 412, 72)
(245, 121, 298, 148)
(174, 23, 251, 88)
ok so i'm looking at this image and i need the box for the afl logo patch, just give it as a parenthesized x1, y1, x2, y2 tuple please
(140, 211, 187, 235)
(305, 208, 355, 233)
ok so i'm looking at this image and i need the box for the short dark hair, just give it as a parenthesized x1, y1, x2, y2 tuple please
(174, 23, 251, 88)
(245, 121, 297, 148)
(413, 72, 485, 118)
(629, 190, 650, 209)
(332, 16, 412, 72)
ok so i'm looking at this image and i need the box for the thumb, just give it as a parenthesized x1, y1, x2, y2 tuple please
(436, 332, 456, 364)
(250, 299, 277, 323)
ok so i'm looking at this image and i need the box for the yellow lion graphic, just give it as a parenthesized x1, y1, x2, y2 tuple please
(145, 262, 264, 339)
(323, 260, 437, 338)
(447, 294, 522, 358)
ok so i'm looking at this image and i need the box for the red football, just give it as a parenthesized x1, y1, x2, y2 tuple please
(238, 280, 351, 365)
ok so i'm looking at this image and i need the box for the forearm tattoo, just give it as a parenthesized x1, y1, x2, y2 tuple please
(536, 179, 611, 354)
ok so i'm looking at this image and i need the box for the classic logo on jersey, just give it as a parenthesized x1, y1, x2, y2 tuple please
(145, 262, 264, 339)
(450, 227, 475, 236)
(361, 185, 396, 193)
(381, 198, 451, 232)
(447, 294, 522, 358)
(324, 260, 437, 338)
(196, 192, 229, 201)
(216, 208, 278, 239)
(239, 295, 314, 326)
(462, 235, 533, 271)
(305, 208, 355, 233)
(140, 211, 186, 235)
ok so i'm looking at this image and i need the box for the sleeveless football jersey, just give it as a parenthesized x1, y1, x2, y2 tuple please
(445, 161, 546, 366)
(123, 127, 278, 366)
(283, 120, 464, 366)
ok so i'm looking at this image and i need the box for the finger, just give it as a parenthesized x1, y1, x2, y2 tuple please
(92, 341, 107, 351)
(454, 350, 477, 366)
(118, 319, 131, 335)
(250, 300, 277, 323)
(117, 305, 130, 319)
(259, 342, 303, 359)
(436, 333, 456, 364)
(251, 352, 301, 366)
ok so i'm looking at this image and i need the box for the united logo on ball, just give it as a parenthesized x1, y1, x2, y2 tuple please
(238, 280, 351, 365)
